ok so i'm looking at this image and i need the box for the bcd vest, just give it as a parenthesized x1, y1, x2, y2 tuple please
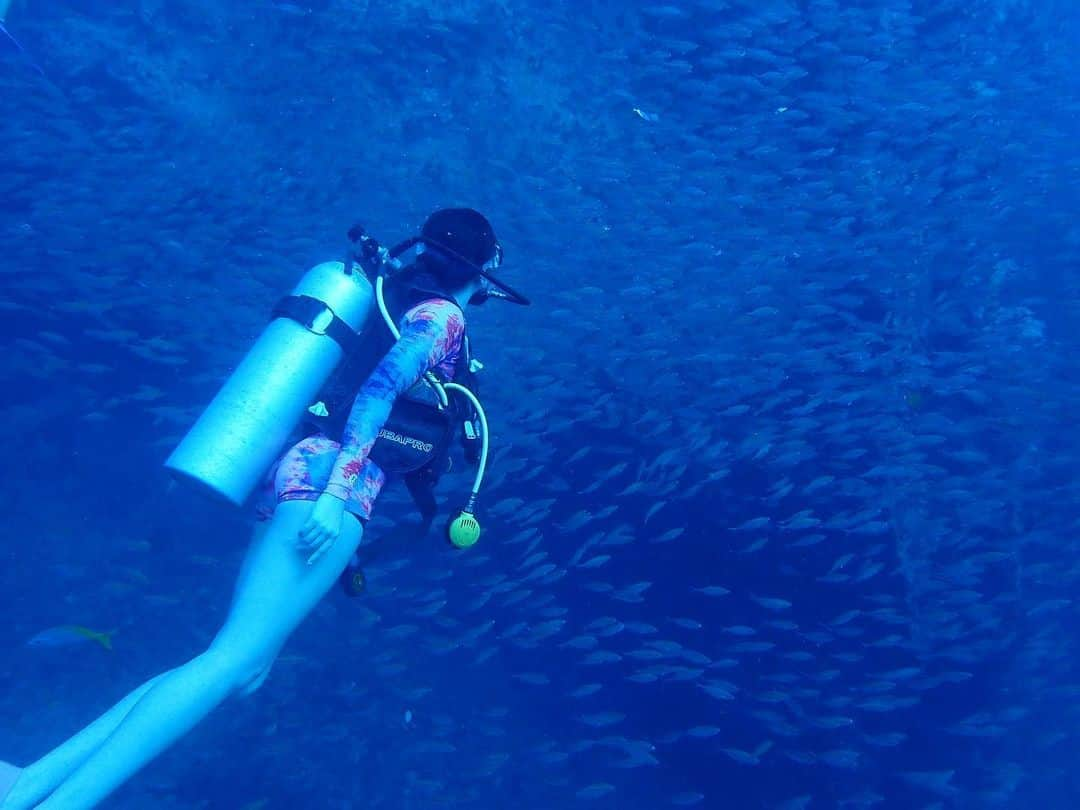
(304, 280, 480, 523)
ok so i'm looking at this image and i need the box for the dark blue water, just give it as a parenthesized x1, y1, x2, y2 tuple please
(2, 1, 1078, 808)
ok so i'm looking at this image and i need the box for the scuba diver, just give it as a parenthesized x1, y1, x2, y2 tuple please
(0, 208, 528, 810)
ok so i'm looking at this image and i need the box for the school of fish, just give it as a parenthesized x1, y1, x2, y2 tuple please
(1, 0, 1078, 808)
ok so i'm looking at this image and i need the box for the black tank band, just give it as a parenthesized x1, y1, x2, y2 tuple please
(272, 295, 364, 355)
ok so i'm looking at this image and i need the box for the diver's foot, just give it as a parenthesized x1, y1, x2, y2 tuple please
(0, 760, 22, 803)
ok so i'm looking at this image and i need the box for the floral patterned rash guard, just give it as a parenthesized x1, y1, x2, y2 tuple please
(261, 298, 465, 522)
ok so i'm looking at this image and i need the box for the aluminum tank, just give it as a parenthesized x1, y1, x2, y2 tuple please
(165, 261, 373, 505)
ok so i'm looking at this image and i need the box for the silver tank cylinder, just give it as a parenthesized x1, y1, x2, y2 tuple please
(165, 261, 373, 505)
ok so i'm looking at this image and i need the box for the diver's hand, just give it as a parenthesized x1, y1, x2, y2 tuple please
(298, 492, 347, 565)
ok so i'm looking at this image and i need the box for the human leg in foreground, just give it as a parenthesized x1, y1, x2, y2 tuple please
(0, 764, 19, 806)
(2, 500, 363, 810)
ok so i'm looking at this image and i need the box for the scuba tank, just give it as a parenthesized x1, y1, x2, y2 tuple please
(165, 261, 373, 505)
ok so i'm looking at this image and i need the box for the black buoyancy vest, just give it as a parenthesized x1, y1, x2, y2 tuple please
(305, 277, 479, 485)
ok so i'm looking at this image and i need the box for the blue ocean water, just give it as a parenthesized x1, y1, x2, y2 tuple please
(1, 1, 1078, 808)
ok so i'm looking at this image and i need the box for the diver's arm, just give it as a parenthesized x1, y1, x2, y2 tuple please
(323, 301, 466, 501)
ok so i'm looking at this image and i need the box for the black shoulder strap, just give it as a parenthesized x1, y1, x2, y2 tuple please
(450, 335, 477, 395)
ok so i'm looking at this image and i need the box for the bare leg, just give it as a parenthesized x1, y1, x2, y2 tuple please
(0, 764, 20, 805)
(0, 521, 275, 808)
(0, 674, 167, 808)
(6, 501, 362, 810)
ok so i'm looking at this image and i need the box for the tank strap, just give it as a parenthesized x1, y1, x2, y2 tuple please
(272, 295, 365, 355)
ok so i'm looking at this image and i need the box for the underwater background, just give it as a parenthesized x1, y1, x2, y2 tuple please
(2, 0, 1079, 808)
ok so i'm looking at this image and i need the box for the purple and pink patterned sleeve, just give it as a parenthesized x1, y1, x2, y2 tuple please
(323, 299, 465, 501)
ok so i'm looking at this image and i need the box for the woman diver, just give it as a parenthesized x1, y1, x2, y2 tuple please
(0, 208, 528, 810)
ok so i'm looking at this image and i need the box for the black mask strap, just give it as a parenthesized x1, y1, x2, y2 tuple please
(388, 237, 421, 259)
